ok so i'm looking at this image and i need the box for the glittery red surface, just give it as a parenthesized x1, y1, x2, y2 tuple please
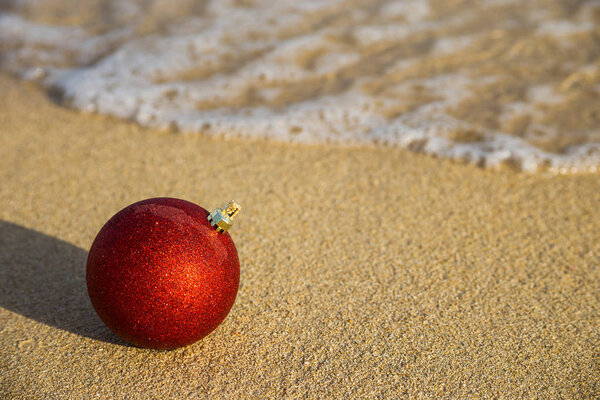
(86, 198, 239, 349)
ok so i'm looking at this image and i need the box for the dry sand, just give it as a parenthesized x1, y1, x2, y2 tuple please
(0, 74, 598, 399)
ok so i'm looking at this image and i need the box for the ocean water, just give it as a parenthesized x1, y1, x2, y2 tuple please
(1, 0, 599, 173)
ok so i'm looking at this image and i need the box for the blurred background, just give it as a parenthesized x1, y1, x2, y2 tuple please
(1, 0, 599, 172)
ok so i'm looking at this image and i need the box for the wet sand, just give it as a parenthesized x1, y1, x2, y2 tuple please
(2, 0, 600, 172)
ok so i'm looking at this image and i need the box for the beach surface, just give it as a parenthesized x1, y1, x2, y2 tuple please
(0, 74, 599, 398)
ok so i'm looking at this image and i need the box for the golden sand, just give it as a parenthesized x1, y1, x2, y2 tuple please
(0, 75, 598, 398)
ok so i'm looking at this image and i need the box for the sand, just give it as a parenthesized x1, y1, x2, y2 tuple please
(0, 73, 598, 399)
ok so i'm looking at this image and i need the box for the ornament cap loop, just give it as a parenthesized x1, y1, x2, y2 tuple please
(208, 201, 241, 233)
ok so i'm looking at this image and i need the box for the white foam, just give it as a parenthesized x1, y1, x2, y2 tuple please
(378, 0, 431, 21)
(537, 20, 595, 38)
(1, 0, 599, 173)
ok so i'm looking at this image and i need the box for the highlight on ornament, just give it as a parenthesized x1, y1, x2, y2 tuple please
(86, 198, 241, 349)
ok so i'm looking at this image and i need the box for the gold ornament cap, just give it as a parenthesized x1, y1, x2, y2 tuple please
(208, 201, 241, 233)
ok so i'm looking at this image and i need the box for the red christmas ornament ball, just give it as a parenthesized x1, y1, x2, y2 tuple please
(86, 197, 240, 349)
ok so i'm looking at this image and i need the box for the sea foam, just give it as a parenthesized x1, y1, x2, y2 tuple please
(1, 0, 599, 173)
